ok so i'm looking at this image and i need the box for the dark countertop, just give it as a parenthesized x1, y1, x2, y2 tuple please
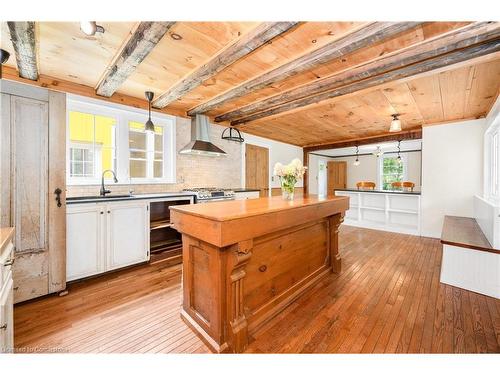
(335, 188, 421, 195)
(66, 192, 196, 204)
(232, 188, 261, 193)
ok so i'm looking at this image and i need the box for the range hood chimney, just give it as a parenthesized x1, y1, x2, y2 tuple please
(179, 115, 227, 157)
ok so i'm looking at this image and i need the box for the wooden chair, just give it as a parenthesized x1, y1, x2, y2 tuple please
(391, 181, 403, 190)
(391, 181, 415, 191)
(356, 181, 376, 190)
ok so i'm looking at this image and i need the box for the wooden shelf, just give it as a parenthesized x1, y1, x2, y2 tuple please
(359, 206, 385, 211)
(150, 238, 182, 253)
(150, 219, 172, 230)
(387, 208, 418, 214)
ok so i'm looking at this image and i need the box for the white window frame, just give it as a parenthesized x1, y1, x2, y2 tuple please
(377, 153, 408, 190)
(125, 113, 175, 184)
(484, 111, 500, 204)
(66, 95, 176, 186)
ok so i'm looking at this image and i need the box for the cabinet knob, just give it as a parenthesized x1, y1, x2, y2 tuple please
(107, 210, 111, 214)
(0, 324, 7, 330)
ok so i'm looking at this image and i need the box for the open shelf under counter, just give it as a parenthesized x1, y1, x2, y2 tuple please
(335, 189, 421, 235)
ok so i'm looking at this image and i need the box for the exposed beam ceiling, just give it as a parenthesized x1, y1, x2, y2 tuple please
(230, 38, 500, 126)
(1, 65, 187, 118)
(303, 129, 423, 151)
(6, 21, 38, 80)
(96, 22, 175, 97)
(216, 22, 500, 123)
(152, 22, 299, 108)
(188, 22, 422, 115)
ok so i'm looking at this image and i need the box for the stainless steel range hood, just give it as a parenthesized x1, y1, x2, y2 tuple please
(179, 115, 227, 157)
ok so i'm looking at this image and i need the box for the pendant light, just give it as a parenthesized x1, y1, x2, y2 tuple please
(353, 145, 360, 166)
(221, 126, 244, 143)
(144, 91, 155, 133)
(396, 140, 402, 164)
(372, 146, 384, 158)
(389, 114, 402, 132)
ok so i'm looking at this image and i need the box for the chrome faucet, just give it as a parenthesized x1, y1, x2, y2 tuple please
(100, 170, 118, 196)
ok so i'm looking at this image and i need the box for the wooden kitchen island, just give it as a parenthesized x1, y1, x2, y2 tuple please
(170, 195, 349, 353)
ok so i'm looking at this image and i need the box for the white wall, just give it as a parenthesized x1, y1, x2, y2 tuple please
(308, 151, 421, 194)
(241, 132, 303, 189)
(421, 119, 487, 238)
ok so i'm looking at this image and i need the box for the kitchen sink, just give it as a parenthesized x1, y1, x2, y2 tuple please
(67, 194, 133, 201)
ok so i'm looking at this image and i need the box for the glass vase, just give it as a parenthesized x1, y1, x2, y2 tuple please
(280, 178, 295, 201)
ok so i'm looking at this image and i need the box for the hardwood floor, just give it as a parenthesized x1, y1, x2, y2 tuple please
(14, 226, 500, 353)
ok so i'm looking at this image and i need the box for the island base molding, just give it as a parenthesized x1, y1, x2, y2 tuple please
(180, 214, 344, 353)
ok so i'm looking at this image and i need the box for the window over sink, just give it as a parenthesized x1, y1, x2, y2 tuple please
(66, 96, 176, 185)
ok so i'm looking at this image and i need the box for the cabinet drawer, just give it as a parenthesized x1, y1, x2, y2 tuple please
(0, 242, 14, 292)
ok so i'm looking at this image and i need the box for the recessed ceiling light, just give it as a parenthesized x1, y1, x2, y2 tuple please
(80, 21, 105, 36)
(170, 33, 182, 40)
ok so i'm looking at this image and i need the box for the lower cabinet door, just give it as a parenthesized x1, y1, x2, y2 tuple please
(66, 204, 106, 281)
(0, 276, 14, 353)
(107, 201, 149, 271)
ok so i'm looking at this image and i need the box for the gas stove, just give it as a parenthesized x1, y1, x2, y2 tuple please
(183, 188, 235, 203)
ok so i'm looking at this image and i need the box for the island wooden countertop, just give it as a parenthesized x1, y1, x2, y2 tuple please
(170, 195, 349, 248)
(0, 227, 15, 253)
(170, 195, 349, 222)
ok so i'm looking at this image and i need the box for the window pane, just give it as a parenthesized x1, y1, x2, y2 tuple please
(129, 130, 147, 150)
(95, 115, 117, 173)
(69, 112, 94, 146)
(130, 160, 147, 178)
(154, 161, 163, 178)
(130, 150, 147, 159)
(155, 133, 163, 152)
(69, 111, 116, 178)
(72, 162, 83, 176)
(72, 148, 83, 161)
(382, 157, 404, 190)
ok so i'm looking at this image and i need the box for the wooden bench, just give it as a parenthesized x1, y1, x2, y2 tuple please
(440, 216, 500, 299)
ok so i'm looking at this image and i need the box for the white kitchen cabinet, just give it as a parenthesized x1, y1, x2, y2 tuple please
(0, 277, 14, 353)
(0, 229, 14, 353)
(66, 203, 106, 281)
(66, 200, 149, 281)
(234, 191, 260, 200)
(107, 201, 150, 271)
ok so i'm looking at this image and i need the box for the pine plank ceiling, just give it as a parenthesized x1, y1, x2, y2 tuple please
(1, 21, 499, 147)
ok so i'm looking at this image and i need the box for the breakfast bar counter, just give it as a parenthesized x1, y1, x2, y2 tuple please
(170, 195, 349, 353)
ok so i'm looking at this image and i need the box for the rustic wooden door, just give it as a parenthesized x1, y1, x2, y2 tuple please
(3, 88, 67, 303)
(245, 144, 269, 197)
(327, 161, 347, 194)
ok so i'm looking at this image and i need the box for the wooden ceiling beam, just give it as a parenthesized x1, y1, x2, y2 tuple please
(188, 22, 422, 115)
(152, 22, 299, 109)
(1, 65, 188, 118)
(231, 38, 500, 126)
(217, 22, 500, 123)
(303, 129, 423, 152)
(6, 21, 38, 80)
(96, 22, 175, 97)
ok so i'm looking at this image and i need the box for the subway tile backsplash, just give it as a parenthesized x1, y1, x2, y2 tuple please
(66, 117, 243, 197)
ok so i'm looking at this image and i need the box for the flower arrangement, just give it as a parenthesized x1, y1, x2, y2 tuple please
(273, 158, 307, 200)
